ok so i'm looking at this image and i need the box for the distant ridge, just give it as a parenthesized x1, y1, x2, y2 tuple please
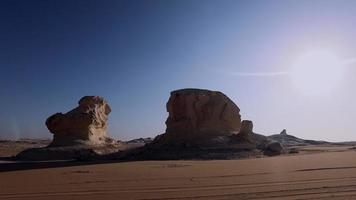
(268, 129, 329, 147)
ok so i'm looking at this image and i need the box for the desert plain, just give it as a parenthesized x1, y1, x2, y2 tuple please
(1, 144, 356, 200)
(1, 92, 356, 200)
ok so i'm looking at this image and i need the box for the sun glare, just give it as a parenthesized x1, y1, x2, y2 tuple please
(290, 50, 345, 96)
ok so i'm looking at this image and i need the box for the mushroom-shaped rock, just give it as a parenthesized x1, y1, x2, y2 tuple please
(16, 96, 122, 161)
(46, 96, 113, 146)
(165, 88, 241, 136)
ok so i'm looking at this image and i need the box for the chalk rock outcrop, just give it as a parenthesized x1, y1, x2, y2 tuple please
(148, 89, 242, 149)
(46, 96, 113, 146)
(16, 96, 121, 161)
(165, 88, 241, 136)
(236, 120, 253, 140)
(136, 89, 286, 160)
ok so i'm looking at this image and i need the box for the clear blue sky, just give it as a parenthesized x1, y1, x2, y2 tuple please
(1, 0, 356, 141)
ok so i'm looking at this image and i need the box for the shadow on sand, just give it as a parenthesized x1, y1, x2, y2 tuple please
(0, 157, 123, 173)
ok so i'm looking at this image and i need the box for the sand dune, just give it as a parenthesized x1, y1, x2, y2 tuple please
(1, 150, 356, 200)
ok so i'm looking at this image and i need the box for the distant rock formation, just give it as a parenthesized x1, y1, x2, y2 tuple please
(280, 129, 287, 135)
(268, 131, 329, 147)
(165, 88, 241, 136)
(126, 138, 153, 144)
(46, 96, 115, 146)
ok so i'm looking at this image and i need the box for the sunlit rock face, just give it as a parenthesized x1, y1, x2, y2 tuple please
(123, 89, 285, 160)
(46, 96, 114, 146)
(16, 96, 121, 160)
(165, 88, 241, 136)
(148, 89, 242, 149)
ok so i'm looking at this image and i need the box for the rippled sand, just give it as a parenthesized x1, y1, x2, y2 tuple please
(1, 150, 356, 200)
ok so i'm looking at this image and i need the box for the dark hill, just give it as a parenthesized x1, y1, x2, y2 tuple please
(268, 130, 329, 147)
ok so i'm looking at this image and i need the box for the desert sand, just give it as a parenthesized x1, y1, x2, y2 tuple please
(1, 147, 356, 200)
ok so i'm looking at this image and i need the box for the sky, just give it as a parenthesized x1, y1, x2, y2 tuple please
(1, 0, 356, 142)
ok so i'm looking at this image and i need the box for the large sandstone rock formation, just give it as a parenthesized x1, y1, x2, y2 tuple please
(46, 96, 114, 146)
(133, 88, 286, 160)
(16, 96, 121, 161)
(148, 89, 242, 149)
(165, 89, 241, 136)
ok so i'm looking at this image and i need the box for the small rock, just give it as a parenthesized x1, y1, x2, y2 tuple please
(264, 141, 285, 156)
(280, 129, 287, 135)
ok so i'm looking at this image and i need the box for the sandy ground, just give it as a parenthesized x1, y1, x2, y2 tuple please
(0, 149, 356, 200)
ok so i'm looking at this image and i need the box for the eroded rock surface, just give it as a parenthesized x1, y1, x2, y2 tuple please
(268, 130, 329, 147)
(46, 96, 113, 146)
(236, 120, 253, 141)
(16, 96, 121, 161)
(134, 89, 285, 160)
(165, 88, 241, 136)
